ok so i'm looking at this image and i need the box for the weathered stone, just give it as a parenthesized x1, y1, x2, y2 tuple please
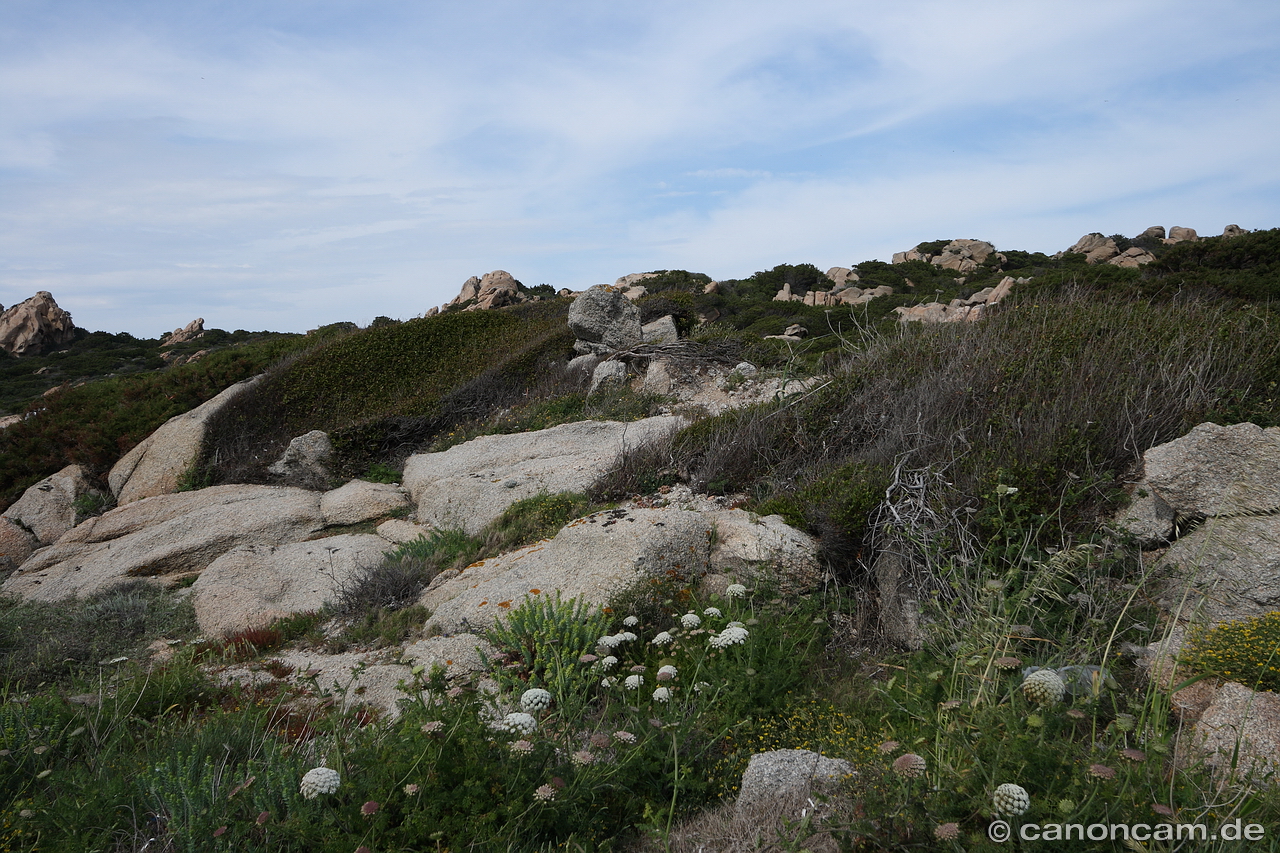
(192, 534, 391, 637)
(1223, 224, 1246, 238)
(875, 550, 924, 650)
(614, 272, 658, 289)
(1112, 490, 1175, 547)
(1191, 682, 1280, 780)
(447, 270, 526, 312)
(1166, 226, 1199, 244)
(589, 360, 629, 394)
(1, 485, 325, 602)
(735, 749, 854, 816)
(826, 267, 859, 289)
(707, 510, 822, 591)
(420, 507, 712, 634)
(0, 517, 37, 574)
(110, 376, 264, 504)
(268, 430, 335, 486)
(2, 464, 94, 545)
(376, 519, 434, 545)
(402, 634, 498, 681)
(403, 417, 685, 535)
(1109, 246, 1156, 268)
(1160, 513, 1280, 625)
(1140, 225, 1167, 240)
(933, 239, 997, 271)
(1065, 233, 1120, 263)
(162, 318, 204, 347)
(320, 480, 410, 526)
(568, 286, 643, 352)
(0, 292, 76, 357)
(1143, 422, 1280, 518)
(641, 314, 679, 345)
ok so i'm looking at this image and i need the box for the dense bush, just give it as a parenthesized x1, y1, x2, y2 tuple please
(1180, 612, 1280, 693)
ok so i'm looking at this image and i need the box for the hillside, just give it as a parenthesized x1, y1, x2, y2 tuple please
(1, 225, 1279, 851)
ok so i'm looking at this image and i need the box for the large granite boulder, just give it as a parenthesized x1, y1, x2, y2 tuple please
(2, 464, 95, 545)
(161, 318, 204, 347)
(1190, 682, 1280, 780)
(0, 518, 37, 575)
(0, 292, 76, 357)
(192, 533, 392, 637)
(568, 285, 643, 354)
(110, 375, 264, 505)
(420, 507, 713, 634)
(448, 270, 526, 312)
(706, 510, 822, 590)
(402, 416, 684, 535)
(1, 485, 325, 602)
(268, 430, 335, 487)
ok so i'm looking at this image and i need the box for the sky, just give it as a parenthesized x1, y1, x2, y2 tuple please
(2, 1, 1279, 337)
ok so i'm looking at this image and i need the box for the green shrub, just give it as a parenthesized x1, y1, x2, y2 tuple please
(1180, 612, 1280, 693)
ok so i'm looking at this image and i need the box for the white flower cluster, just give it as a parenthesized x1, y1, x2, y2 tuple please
(703, 607, 722, 618)
(651, 631, 674, 646)
(491, 712, 538, 736)
(652, 686, 671, 702)
(599, 655, 618, 670)
(993, 783, 1031, 816)
(625, 674, 644, 690)
(299, 767, 341, 799)
(725, 583, 747, 598)
(520, 688, 552, 713)
(623, 616, 640, 627)
(597, 631, 636, 649)
(681, 612, 701, 629)
(709, 625, 750, 648)
(657, 664, 678, 681)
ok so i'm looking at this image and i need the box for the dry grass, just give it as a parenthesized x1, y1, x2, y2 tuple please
(623, 792, 857, 853)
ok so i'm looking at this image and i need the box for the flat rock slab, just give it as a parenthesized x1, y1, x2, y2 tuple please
(403, 417, 684, 535)
(3, 463, 93, 545)
(736, 749, 854, 816)
(707, 509, 821, 590)
(217, 650, 419, 720)
(402, 634, 497, 681)
(420, 507, 712, 634)
(321, 479, 409, 526)
(1159, 514, 1280, 625)
(1192, 681, 1280, 780)
(1, 485, 324, 602)
(192, 534, 393, 637)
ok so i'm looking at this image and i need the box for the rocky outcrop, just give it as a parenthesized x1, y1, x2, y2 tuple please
(161, 318, 204, 347)
(1110, 246, 1156, 268)
(110, 376, 264, 505)
(0, 518, 37, 575)
(825, 267, 859, 289)
(2, 464, 95, 545)
(589, 360, 629, 394)
(1166, 226, 1199, 244)
(640, 315, 679, 345)
(892, 239, 1003, 273)
(420, 507, 713, 634)
(1118, 423, 1280, 625)
(402, 416, 684, 535)
(568, 285, 643, 355)
(1, 485, 326, 602)
(1189, 682, 1280, 780)
(268, 430, 335, 488)
(893, 276, 1018, 324)
(1064, 233, 1120, 263)
(320, 479, 410, 526)
(447, 270, 528, 312)
(192, 534, 392, 637)
(706, 510, 821, 591)
(0, 292, 76, 357)
(1223, 224, 1247, 238)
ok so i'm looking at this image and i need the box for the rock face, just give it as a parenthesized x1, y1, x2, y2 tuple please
(1065, 233, 1120, 263)
(893, 239, 1002, 273)
(2, 464, 94, 545)
(162, 318, 204, 347)
(447, 271, 527, 312)
(640, 314, 679, 345)
(1, 485, 325, 602)
(1223, 224, 1246, 238)
(1117, 423, 1280, 625)
(1166, 226, 1199, 244)
(110, 376, 264, 505)
(420, 507, 713, 634)
(707, 510, 822, 590)
(735, 749, 853, 816)
(402, 417, 684, 535)
(0, 292, 76, 357)
(269, 430, 335, 488)
(192, 534, 391, 637)
(0, 518, 37, 575)
(589, 360, 629, 394)
(567, 286, 643, 355)
(1190, 682, 1280, 780)
(320, 480, 410, 526)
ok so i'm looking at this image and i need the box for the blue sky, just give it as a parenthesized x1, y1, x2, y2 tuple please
(2, 1, 1278, 337)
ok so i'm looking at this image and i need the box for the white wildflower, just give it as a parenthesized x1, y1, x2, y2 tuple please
(520, 688, 552, 713)
(623, 616, 639, 627)
(599, 655, 618, 670)
(492, 712, 537, 735)
(625, 674, 644, 690)
(681, 612, 701, 629)
(601, 676, 617, 688)
(725, 584, 747, 598)
(703, 607, 722, 618)
(652, 686, 671, 702)
(651, 631, 674, 646)
(300, 767, 341, 799)
(709, 625, 749, 648)
(657, 664, 678, 681)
